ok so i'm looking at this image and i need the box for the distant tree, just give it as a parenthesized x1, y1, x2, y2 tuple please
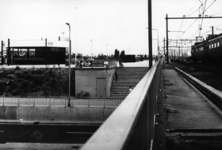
(120, 50, 125, 61)
(114, 49, 120, 60)
(71, 53, 75, 58)
(76, 53, 82, 58)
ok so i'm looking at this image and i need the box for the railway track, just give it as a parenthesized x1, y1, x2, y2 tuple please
(174, 60, 222, 75)
(165, 66, 222, 150)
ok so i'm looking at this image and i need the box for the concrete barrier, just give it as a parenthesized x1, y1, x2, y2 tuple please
(175, 67, 222, 110)
(0, 106, 115, 122)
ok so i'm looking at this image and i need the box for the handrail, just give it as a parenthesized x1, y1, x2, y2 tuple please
(81, 60, 161, 150)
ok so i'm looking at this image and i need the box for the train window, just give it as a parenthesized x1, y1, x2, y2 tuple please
(217, 42, 220, 47)
(29, 49, 35, 58)
(209, 45, 211, 49)
(19, 49, 28, 58)
(12, 48, 19, 58)
(215, 43, 217, 48)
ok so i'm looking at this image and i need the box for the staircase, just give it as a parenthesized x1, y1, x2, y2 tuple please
(110, 67, 149, 100)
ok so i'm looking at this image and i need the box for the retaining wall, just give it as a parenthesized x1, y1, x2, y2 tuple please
(0, 106, 115, 122)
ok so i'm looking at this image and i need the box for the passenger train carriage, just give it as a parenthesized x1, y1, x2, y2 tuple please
(191, 34, 222, 64)
(1, 39, 68, 65)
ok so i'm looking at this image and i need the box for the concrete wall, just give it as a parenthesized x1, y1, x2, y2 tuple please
(75, 68, 115, 98)
(0, 106, 115, 122)
(107, 69, 115, 97)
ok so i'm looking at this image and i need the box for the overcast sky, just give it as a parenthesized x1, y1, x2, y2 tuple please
(0, 0, 222, 56)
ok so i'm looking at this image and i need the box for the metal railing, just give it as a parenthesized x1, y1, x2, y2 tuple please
(0, 97, 123, 108)
(81, 60, 162, 150)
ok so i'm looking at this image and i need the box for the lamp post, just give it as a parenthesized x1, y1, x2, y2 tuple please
(90, 39, 92, 58)
(152, 28, 159, 56)
(66, 23, 71, 107)
(106, 44, 108, 60)
(146, 28, 159, 57)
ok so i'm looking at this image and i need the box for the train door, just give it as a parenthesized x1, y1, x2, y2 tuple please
(204, 41, 209, 60)
(96, 78, 106, 98)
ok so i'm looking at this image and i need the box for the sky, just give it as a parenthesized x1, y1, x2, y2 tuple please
(0, 0, 222, 56)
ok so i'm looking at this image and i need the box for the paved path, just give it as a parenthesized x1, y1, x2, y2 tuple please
(163, 67, 222, 129)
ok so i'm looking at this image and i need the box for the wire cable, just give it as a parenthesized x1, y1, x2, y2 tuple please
(203, 0, 216, 13)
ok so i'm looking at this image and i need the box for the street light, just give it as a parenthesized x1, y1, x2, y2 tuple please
(146, 27, 160, 56)
(106, 44, 108, 60)
(66, 22, 71, 107)
(90, 39, 92, 58)
(152, 28, 159, 56)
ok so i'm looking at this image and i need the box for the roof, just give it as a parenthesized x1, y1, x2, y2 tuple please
(6, 40, 69, 48)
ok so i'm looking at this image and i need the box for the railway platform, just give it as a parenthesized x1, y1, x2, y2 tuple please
(163, 63, 222, 129)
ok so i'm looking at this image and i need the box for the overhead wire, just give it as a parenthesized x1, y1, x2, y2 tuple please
(203, 0, 216, 13)
(178, 19, 199, 39)
(186, 0, 200, 16)
(171, 0, 217, 49)
(199, 0, 207, 36)
(200, 0, 217, 38)
(175, 0, 203, 40)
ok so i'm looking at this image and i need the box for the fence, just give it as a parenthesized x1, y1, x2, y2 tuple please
(81, 59, 162, 150)
(0, 97, 123, 108)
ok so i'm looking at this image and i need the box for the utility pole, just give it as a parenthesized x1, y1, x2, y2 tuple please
(166, 14, 169, 64)
(163, 38, 165, 56)
(166, 15, 222, 64)
(148, 0, 153, 69)
(211, 26, 214, 36)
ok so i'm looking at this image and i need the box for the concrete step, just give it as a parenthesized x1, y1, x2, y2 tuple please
(110, 93, 129, 96)
(115, 79, 143, 82)
(109, 94, 129, 99)
(111, 87, 129, 91)
(110, 67, 148, 100)
(117, 75, 145, 78)
(116, 72, 147, 75)
(112, 81, 139, 84)
(112, 85, 136, 88)
(111, 90, 129, 94)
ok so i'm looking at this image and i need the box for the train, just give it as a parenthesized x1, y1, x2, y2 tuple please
(1, 39, 68, 65)
(191, 33, 222, 64)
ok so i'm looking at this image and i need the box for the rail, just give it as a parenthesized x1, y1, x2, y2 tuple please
(81, 60, 162, 150)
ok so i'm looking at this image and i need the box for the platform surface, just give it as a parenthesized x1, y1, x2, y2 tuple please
(163, 66, 222, 129)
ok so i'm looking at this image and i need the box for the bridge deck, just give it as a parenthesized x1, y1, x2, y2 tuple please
(163, 64, 222, 129)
